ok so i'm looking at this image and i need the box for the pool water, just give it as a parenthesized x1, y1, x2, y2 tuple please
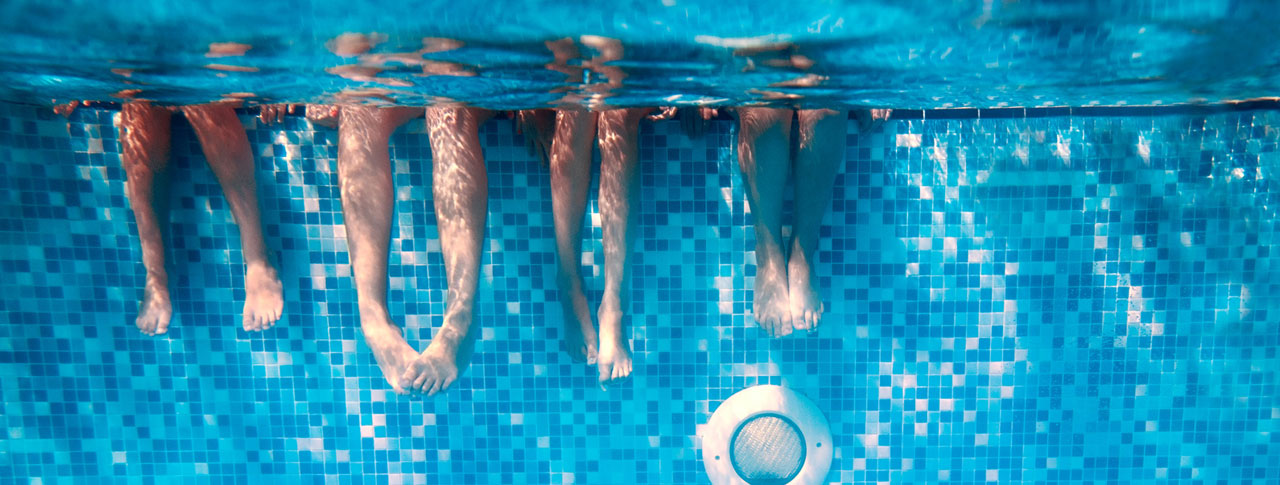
(1, 1, 1279, 484)
(2, 102, 1277, 483)
(1, 0, 1279, 108)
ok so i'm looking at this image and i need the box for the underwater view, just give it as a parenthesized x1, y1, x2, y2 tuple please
(1, 1, 1279, 484)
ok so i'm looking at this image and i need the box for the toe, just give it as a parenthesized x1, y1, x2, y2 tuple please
(598, 364, 612, 383)
(426, 379, 442, 396)
(400, 368, 419, 387)
(413, 373, 429, 392)
(397, 373, 415, 392)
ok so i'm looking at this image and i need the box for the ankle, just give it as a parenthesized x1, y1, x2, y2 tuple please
(598, 296, 623, 315)
(442, 307, 474, 330)
(357, 301, 390, 320)
(245, 260, 275, 273)
(430, 325, 466, 350)
(144, 273, 169, 290)
(755, 255, 786, 276)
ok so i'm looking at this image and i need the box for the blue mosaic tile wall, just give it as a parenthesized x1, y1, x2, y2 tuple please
(1, 102, 1278, 484)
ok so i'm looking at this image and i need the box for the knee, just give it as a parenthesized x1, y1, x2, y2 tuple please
(598, 109, 644, 140)
(426, 107, 487, 131)
(797, 109, 845, 149)
(738, 107, 791, 141)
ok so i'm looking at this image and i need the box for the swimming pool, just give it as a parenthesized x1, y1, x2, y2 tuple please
(2, 2, 1279, 484)
(2, 0, 1279, 108)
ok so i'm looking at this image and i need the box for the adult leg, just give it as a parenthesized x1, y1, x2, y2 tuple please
(403, 106, 491, 396)
(736, 107, 794, 337)
(549, 110, 599, 363)
(335, 105, 423, 394)
(595, 108, 648, 383)
(790, 109, 846, 331)
(181, 104, 283, 331)
(121, 102, 174, 336)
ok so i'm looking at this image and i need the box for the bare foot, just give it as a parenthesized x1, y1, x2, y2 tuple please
(752, 257, 793, 337)
(135, 278, 172, 336)
(557, 273, 598, 364)
(360, 308, 419, 394)
(400, 313, 476, 396)
(242, 262, 284, 331)
(305, 104, 340, 128)
(596, 303, 632, 387)
(787, 244, 824, 332)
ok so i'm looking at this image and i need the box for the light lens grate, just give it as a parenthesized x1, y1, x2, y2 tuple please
(730, 413, 805, 484)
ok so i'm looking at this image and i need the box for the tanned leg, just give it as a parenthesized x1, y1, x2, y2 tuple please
(121, 102, 174, 336)
(595, 108, 648, 384)
(181, 104, 284, 332)
(335, 105, 423, 393)
(549, 110, 599, 363)
(402, 106, 492, 396)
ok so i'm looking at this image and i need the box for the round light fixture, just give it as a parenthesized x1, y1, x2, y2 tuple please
(702, 385, 832, 485)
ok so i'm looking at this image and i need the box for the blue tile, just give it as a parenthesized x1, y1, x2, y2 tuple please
(0, 103, 1277, 484)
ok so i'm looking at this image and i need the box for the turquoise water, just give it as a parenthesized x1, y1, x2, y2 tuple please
(2, 0, 1279, 108)
(2, 2, 1280, 484)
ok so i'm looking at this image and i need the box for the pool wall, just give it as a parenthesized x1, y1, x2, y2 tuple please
(1, 103, 1277, 484)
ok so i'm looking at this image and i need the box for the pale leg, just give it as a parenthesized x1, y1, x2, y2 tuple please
(336, 105, 422, 394)
(736, 107, 794, 337)
(549, 110, 599, 363)
(402, 106, 492, 396)
(121, 102, 174, 336)
(181, 104, 284, 332)
(790, 109, 845, 331)
(595, 108, 645, 384)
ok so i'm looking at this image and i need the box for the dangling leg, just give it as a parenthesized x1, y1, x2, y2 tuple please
(403, 106, 492, 396)
(549, 109, 599, 363)
(334, 105, 423, 394)
(790, 109, 845, 331)
(595, 108, 648, 384)
(736, 107, 794, 337)
(181, 103, 284, 332)
(121, 102, 174, 336)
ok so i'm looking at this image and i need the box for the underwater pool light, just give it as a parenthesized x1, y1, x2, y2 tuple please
(702, 385, 832, 485)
